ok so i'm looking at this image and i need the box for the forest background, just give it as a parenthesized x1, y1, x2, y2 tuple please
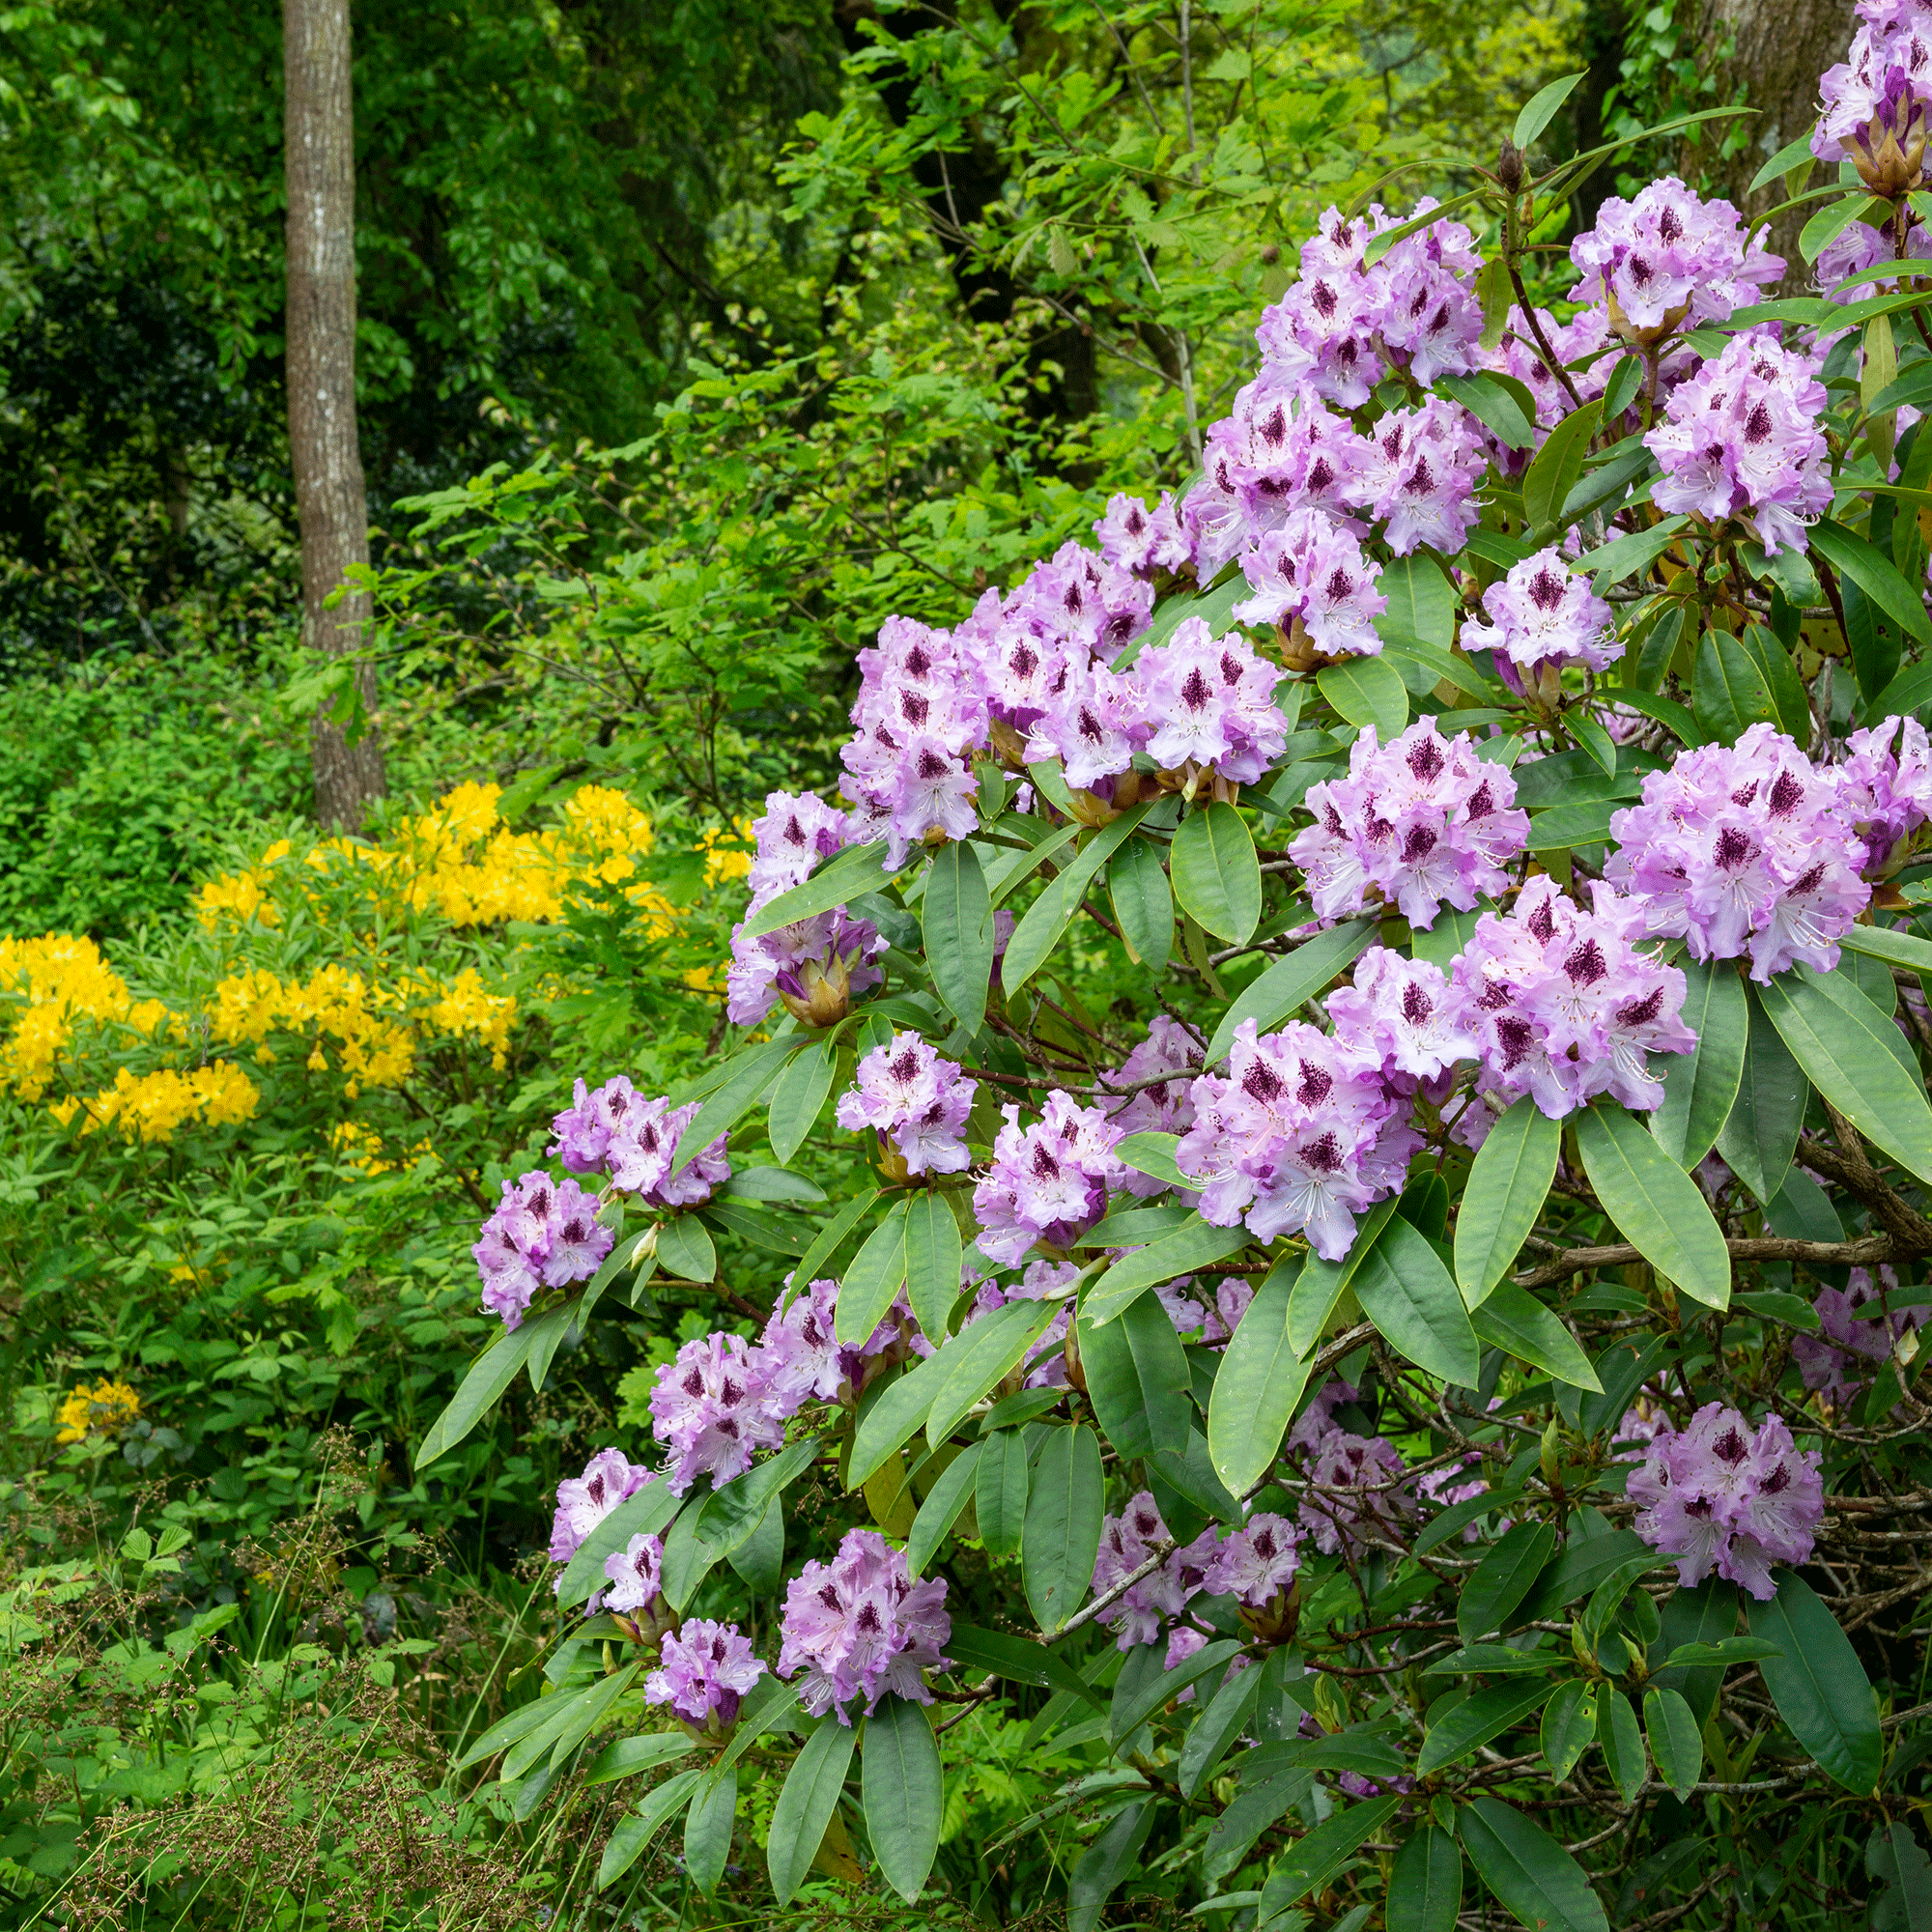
(0, 0, 1855, 1923)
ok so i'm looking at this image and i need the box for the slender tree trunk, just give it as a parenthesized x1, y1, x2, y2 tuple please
(284, 0, 385, 832)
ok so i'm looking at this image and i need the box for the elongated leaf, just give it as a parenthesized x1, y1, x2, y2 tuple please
(1204, 919, 1378, 1064)
(1517, 1528, 1652, 1623)
(1178, 1659, 1265, 1798)
(1541, 1679, 1596, 1780)
(1114, 1130, 1194, 1192)
(1643, 1688, 1702, 1800)
(1085, 1215, 1249, 1326)
(835, 1200, 909, 1345)
(768, 1037, 837, 1168)
(1109, 1636, 1243, 1749)
(683, 1764, 737, 1895)
(1352, 1215, 1479, 1384)
(1461, 1795, 1609, 1932)
(903, 1191, 963, 1345)
(850, 1351, 955, 1489)
(1171, 803, 1262, 945)
(416, 1315, 543, 1469)
(1204, 1761, 1317, 1881)
(1389, 1825, 1463, 1932)
(1526, 800, 1619, 850)
(1760, 965, 1932, 1185)
(767, 1719, 859, 1908)
(1692, 627, 1776, 743)
(1378, 551, 1460, 644)
(1459, 1520, 1558, 1642)
(1439, 371, 1536, 449)
(742, 840, 891, 938)
(1735, 624, 1812, 740)
(1598, 1687, 1645, 1803)
(1318, 654, 1408, 736)
(1288, 1196, 1399, 1351)
(1749, 1571, 1883, 1792)
(669, 1037, 797, 1174)
(947, 1623, 1104, 1708)
(975, 1427, 1030, 1557)
(558, 1478, 682, 1608)
(1257, 1796, 1404, 1911)
(1844, 921, 1932, 975)
(1454, 1096, 1560, 1306)
(791, 1189, 879, 1298)
(598, 1769, 704, 1889)
(1067, 1802, 1155, 1932)
(1588, 515, 1690, 590)
(923, 839, 994, 1036)
(1652, 957, 1747, 1170)
(1523, 401, 1603, 531)
(697, 1434, 821, 1551)
(1418, 1678, 1554, 1775)
(1004, 805, 1151, 990)
(1515, 68, 1586, 146)
(1109, 834, 1174, 976)
(1079, 1293, 1191, 1462)
(502, 1663, 639, 1782)
(1024, 1423, 1105, 1633)
(1716, 987, 1806, 1204)
(864, 1694, 944, 1902)
(1810, 518, 1932, 646)
(583, 1733, 695, 1786)
(906, 1440, 980, 1577)
(1575, 1099, 1731, 1308)
(1572, 713, 1617, 778)
(924, 1296, 1063, 1452)
(656, 1213, 716, 1283)
(1207, 1260, 1310, 1494)
(1470, 1284, 1603, 1391)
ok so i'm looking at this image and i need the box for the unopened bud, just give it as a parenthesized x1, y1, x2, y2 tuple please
(1496, 138, 1525, 195)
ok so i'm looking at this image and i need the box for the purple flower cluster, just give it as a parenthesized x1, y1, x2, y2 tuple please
(1645, 333, 1831, 557)
(1091, 1492, 1220, 1650)
(1204, 1512, 1301, 1609)
(603, 1531, 670, 1635)
(549, 1447, 655, 1564)
(644, 1619, 768, 1730)
(1101, 1018, 1204, 1196)
(1299, 1433, 1414, 1556)
(472, 1172, 613, 1329)
(759, 1275, 914, 1409)
(1289, 719, 1529, 930)
(1569, 178, 1781, 341)
(1095, 491, 1190, 579)
(647, 1333, 787, 1494)
(1629, 1402, 1824, 1600)
(551, 1077, 730, 1208)
(1793, 1265, 1928, 1402)
(1233, 508, 1387, 659)
(973, 1092, 1128, 1266)
(778, 1528, 952, 1720)
(1177, 1014, 1421, 1262)
(836, 1031, 978, 1175)
(1133, 620, 1292, 780)
(1444, 877, 1696, 1122)
(1840, 712, 1932, 871)
(1815, 0, 1932, 195)
(1326, 948, 1476, 1096)
(1461, 547, 1623, 694)
(1606, 724, 1872, 980)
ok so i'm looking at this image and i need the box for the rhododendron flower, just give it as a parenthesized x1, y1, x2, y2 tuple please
(473, 1170, 612, 1328)
(1461, 548, 1624, 688)
(647, 1333, 786, 1493)
(836, 1032, 977, 1175)
(549, 1448, 655, 1567)
(1570, 178, 1781, 338)
(973, 1092, 1126, 1265)
(778, 1529, 952, 1720)
(645, 1620, 767, 1728)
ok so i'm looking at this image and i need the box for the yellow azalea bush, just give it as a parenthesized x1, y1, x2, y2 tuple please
(53, 1378, 142, 1444)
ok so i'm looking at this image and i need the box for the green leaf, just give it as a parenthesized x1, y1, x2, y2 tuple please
(1378, 552, 1461, 643)
(1470, 1284, 1603, 1391)
(849, 1351, 953, 1489)
(1759, 965, 1932, 1186)
(1572, 713, 1618, 778)
(1004, 805, 1151, 990)
(1517, 1529, 1652, 1623)
(670, 1037, 798, 1176)
(923, 1296, 1063, 1452)
(923, 839, 994, 1037)
(1526, 799, 1620, 850)
(1023, 1424, 1105, 1633)
(1454, 1096, 1561, 1306)
(683, 1764, 737, 1895)
(906, 1440, 980, 1577)
(501, 1663, 639, 1782)
(598, 1768, 705, 1889)
(1207, 1260, 1311, 1494)
(1652, 957, 1747, 1170)
(1113, 1130, 1194, 1192)
(656, 1213, 717, 1283)
(1389, 1825, 1463, 1932)
(1810, 518, 1932, 647)
(1597, 1687, 1646, 1804)
(946, 1623, 1105, 1708)
(1179, 1660, 1266, 1798)
(835, 1199, 909, 1344)
(1750, 130, 1816, 192)
(1523, 401, 1603, 531)
(1600, 686, 1704, 745)
(1257, 1796, 1404, 1912)
(1600, 354, 1645, 420)
(766, 1037, 837, 1171)
(1587, 515, 1690, 590)
(1351, 1215, 1480, 1384)
(1844, 921, 1932, 976)
(1288, 1197, 1399, 1351)
(1692, 627, 1777, 743)
(1541, 1679, 1596, 1781)
(1643, 1688, 1703, 1800)
(975, 1427, 1031, 1557)
(725, 1499, 785, 1594)
(1205, 920, 1378, 1064)
(557, 1478, 681, 1609)
(1111, 1636, 1243, 1745)
(1735, 625, 1812, 740)
(766, 1719, 859, 1908)
(583, 1733, 696, 1786)
(1318, 655, 1409, 737)
(696, 1434, 820, 1553)
(1067, 1801, 1155, 1932)
(742, 840, 891, 937)
(903, 1191, 963, 1346)
(1418, 1678, 1554, 1775)
(1459, 1520, 1558, 1642)
(1514, 68, 1586, 146)
(1171, 803, 1262, 945)
(1715, 987, 1806, 1204)
(1460, 1794, 1609, 1932)
(863, 1694, 944, 1902)
(1574, 1099, 1732, 1309)
(415, 1315, 543, 1470)
(1749, 1571, 1883, 1792)
(1084, 1215, 1249, 1326)
(1437, 372, 1538, 451)
(1079, 1293, 1191, 1462)
(1109, 833, 1174, 976)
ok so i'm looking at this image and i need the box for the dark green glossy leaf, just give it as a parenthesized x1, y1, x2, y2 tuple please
(1066, 1802, 1155, 1932)
(1352, 1215, 1479, 1384)
(863, 1694, 944, 1902)
(924, 1296, 1063, 1451)
(1109, 1636, 1242, 1746)
(1461, 1794, 1609, 1932)
(1389, 1825, 1463, 1932)
(1643, 1687, 1703, 1800)
(1256, 1796, 1404, 1912)
(1418, 1678, 1554, 1775)
(1575, 1099, 1731, 1308)
(1023, 1424, 1105, 1633)
(669, 1037, 797, 1174)
(905, 1440, 980, 1577)
(946, 1623, 1104, 1708)
(1652, 957, 1747, 1170)
(1170, 802, 1262, 945)
(597, 1768, 704, 1889)
(1470, 1284, 1602, 1391)
(834, 1200, 909, 1344)
(1597, 1687, 1645, 1804)
(766, 1719, 858, 1908)
(1811, 517, 1932, 646)
(1317, 654, 1408, 736)
(1109, 834, 1173, 977)
(1079, 1293, 1191, 1463)
(416, 1313, 545, 1470)
(1454, 1096, 1560, 1306)
(1004, 804, 1151, 990)
(1459, 1520, 1558, 1642)
(1692, 627, 1777, 743)
(903, 1190, 963, 1346)
(1084, 1214, 1248, 1326)
(1716, 987, 1806, 1204)
(1749, 1571, 1883, 1792)
(1204, 919, 1378, 1064)
(1522, 400, 1602, 530)
(682, 1764, 737, 1895)
(1206, 1259, 1309, 1494)
(974, 1427, 1030, 1557)
(923, 839, 994, 1037)
(767, 1038, 837, 1168)
(1178, 1659, 1265, 1798)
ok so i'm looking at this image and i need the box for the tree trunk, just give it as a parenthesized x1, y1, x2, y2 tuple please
(1695, 0, 1857, 287)
(284, 0, 385, 833)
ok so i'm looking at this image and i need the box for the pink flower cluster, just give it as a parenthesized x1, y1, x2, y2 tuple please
(549, 1447, 655, 1566)
(1289, 718, 1529, 930)
(1444, 876, 1696, 1121)
(973, 1092, 1128, 1266)
(778, 1528, 952, 1720)
(1630, 1402, 1824, 1600)
(1232, 507, 1387, 658)
(1205, 1512, 1301, 1608)
(1606, 724, 1872, 980)
(1095, 491, 1190, 579)
(1132, 619, 1292, 780)
(472, 1171, 613, 1329)
(550, 1076, 730, 1207)
(837, 1032, 978, 1175)
(1461, 547, 1623, 690)
(1645, 333, 1831, 557)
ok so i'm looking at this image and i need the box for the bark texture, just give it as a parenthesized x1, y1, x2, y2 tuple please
(285, 0, 385, 832)
(1693, 0, 1857, 286)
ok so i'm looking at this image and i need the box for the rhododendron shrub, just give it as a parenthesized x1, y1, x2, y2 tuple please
(426, 33, 1932, 1925)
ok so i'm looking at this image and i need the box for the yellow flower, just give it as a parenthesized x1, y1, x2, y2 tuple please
(55, 1378, 141, 1444)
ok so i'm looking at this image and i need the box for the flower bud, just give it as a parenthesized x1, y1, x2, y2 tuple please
(1496, 137, 1525, 195)
(1853, 71, 1929, 198)
(776, 952, 851, 1028)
